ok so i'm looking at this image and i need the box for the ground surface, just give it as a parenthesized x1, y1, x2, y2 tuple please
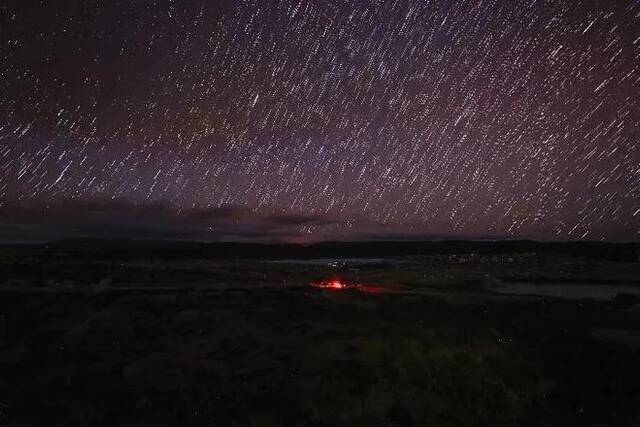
(1, 242, 639, 426)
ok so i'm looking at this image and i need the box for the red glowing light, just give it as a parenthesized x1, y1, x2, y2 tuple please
(310, 278, 404, 294)
(330, 280, 344, 289)
(311, 279, 347, 289)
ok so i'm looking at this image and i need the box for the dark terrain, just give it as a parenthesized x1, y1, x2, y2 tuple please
(1, 240, 639, 426)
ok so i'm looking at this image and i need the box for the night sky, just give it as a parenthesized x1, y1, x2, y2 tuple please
(1, 0, 639, 242)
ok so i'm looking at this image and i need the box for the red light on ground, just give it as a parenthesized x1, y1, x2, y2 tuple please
(310, 278, 404, 294)
(311, 279, 347, 289)
(330, 280, 344, 289)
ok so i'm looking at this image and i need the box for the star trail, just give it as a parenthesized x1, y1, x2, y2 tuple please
(1, 0, 639, 241)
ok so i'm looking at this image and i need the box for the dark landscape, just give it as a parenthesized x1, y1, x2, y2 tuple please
(2, 0, 639, 425)
(1, 240, 639, 426)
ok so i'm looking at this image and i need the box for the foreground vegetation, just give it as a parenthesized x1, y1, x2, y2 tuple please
(0, 242, 639, 426)
(1, 286, 639, 425)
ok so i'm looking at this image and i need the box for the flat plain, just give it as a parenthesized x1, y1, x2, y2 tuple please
(1, 240, 639, 426)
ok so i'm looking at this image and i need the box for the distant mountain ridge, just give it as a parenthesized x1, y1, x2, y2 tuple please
(3, 238, 638, 262)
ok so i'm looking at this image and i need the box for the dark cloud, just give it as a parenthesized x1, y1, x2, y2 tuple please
(0, 199, 345, 243)
(0, 198, 634, 243)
